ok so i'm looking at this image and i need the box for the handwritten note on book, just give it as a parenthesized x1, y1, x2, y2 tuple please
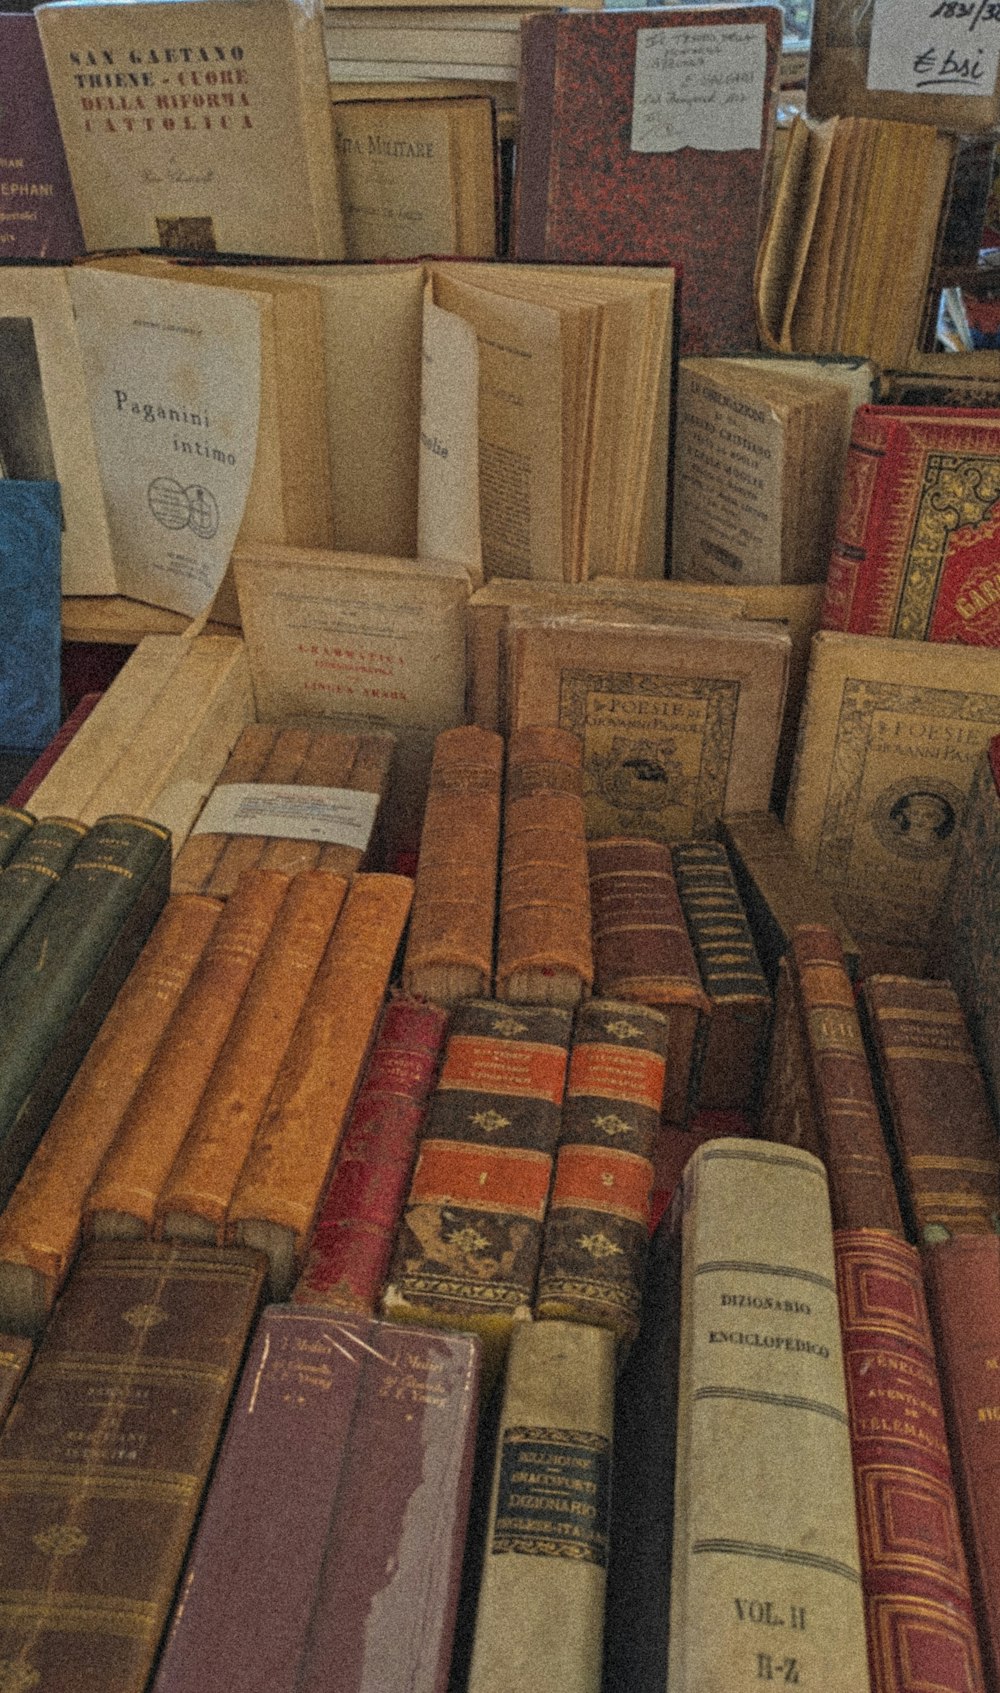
(867, 0, 1000, 94)
(631, 24, 767, 153)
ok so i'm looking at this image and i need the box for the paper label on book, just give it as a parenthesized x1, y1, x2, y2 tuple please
(867, 0, 1000, 95)
(631, 24, 767, 153)
(192, 783, 378, 849)
(492, 1425, 610, 1564)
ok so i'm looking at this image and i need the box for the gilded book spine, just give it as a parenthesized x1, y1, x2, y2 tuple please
(0, 817, 88, 967)
(534, 999, 668, 1348)
(821, 405, 889, 633)
(0, 806, 34, 867)
(837, 1230, 986, 1693)
(292, 997, 449, 1313)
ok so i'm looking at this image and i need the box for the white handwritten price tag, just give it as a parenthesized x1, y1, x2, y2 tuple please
(631, 24, 767, 153)
(867, 0, 1000, 94)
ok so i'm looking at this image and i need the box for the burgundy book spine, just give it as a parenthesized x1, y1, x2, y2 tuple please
(0, 13, 84, 259)
(292, 997, 449, 1312)
(7, 694, 102, 809)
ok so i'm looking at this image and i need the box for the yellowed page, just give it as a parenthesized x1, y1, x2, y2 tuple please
(417, 287, 482, 576)
(754, 116, 837, 352)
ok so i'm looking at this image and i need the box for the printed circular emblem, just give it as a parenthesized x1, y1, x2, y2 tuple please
(0, 1661, 40, 1693)
(590, 735, 693, 820)
(147, 477, 190, 530)
(33, 1525, 88, 1557)
(122, 1302, 168, 1332)
(185, 485, 219, 540)
(870, 778, 965, 861)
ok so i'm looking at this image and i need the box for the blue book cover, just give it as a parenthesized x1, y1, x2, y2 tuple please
(0, 480, 61, 754)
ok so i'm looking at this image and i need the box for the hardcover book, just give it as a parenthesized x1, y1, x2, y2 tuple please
(512, 5, 783, 355)
(0, 482, 61, 758)
(153, 1310, 479, 1693)
(0, 817, 88, 970)
(0, 11, 83, 258)
(717, 808, 861, 985)
(822, 406, 1000, 646)
(0, 807, 34, 867)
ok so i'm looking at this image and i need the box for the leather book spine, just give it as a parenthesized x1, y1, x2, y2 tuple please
(292, 995, 449, 1313)
(718, 810, 862, 986)
(0, 1334, 31, 1428)
(671, 839, 772, 1112)
(170, 724, 277, 894)
(0, 1240, 266, 1693)
(0, 816, 88, 967)
(588, 836, 710, 1123)
(821, 406, 891, 634)
(466, 1319, 615, 1693)
(403, 725, 504, 1005)
(0, 892, 223, 1336)
(206, 728, 311, 897)
(495, 725, 593, 1007)
(757, 953, 825, 1161)
(0, 815, 172, 1209)
(258, 728, 361, 877)
(862, 975, 1000, 1241)
(315, 730, 394, 874)
(535, 999, 669, 1349)
(668, 1139, 870, 1693)
(152, 1309, 479, 1693)
(382, 998, 572, 1383)
(0, 806, 34, 867)
(155, 871, 348, 1244)
(836, 1229, 986, 1693)
(789, 924, 903, 1232)
(84, 868, 291, 1239)
(923, 1235, 1000, 1690)
(228, 873, 414, 1298)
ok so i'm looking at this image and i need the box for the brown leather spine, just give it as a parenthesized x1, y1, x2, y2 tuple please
(789, 924, 903, 1233)
(496, 726, 592, 1005)
(0, 1334, 30, 1428)
(228, 873, 414, 1295)
(588, 836, 710, 1122)
(862, 975, 1000, 1242)
(403, 725, 504, 1004)
(0, 893, 222, 1333)
(316, 731, 395, 876)
(258, 730, 360, 876)
(155, 871, 349, 1243)
(84, 870, 291, 1238)
(171, 725, 277, 894)
(207, 729, 311, 896)
(757, 953, 825, 1161)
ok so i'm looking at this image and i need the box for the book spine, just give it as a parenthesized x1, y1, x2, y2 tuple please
(0, 806, 34, 867)
(0, 1240, 265, 1693)
(510, 14, 557, 260)
(0, 816, 88, 967)
(291, 996, 448, 1312)
(535, 999, 670, 1349)
(171, 724, 277, 894)
(84, 868, 291, 1239)
(932, 746, 1000, 1130)
(0, 892, 223, 1335)
(403, 724, 504, 1004)
(155, 870, 349, 1243)
(315, 730, 394, 875)
(821, 406, 892, 634)
(757, 954, 825, 1160)
(206, 728, 311, 898)
(836, 1229, 986, 1693)
(257, 729, 360, 876)
(718, 811, 862, 987)
(0, 1334, 31, 1428)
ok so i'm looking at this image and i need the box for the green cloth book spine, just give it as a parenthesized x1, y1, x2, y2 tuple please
(0, 817, 88, 969)
(0, 807, 34, 867)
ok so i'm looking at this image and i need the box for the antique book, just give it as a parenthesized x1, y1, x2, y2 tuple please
(169, 723, 277, 894)
(513, 6, 783, 355)
(333, 94, 497, 259)
(507, 616, 791, 841)
(0, 481, 61, 756)
(402, 724, 504, 1005)
(666, 1138, 870, 1692)
(0, 1239, 266, 1693)
(932, 739, 1000, 1127)
(495, 725, 592, 1007)
(234, 543, 470, 857)
(807, 0, 1000, 130)
(228, 873, 414, 1297)
(84, 868, 291, 1241)
(861, 975, 1000, 1241)
(587, 837, 710, 1123)
(0, 806, 34, 867)
(0, 817, 88, 969)
(0, 814, 171, 1210)
(0, 1334, 30, 1428)
(757, 951, 825, 1162)
(671, 840, 772, 1113)
(291, 996, 449, 1313)
(785, 632, 1000, 974)
(0, 892, 222, 1336)
(381, 999, 572, 1382)
(153, 1309, 479, 1693)
(756, 116, 956, 368)
(671, 354, 874, 585)
(7, 693, 103, 809)
(36, 0, 345, 258)
(466, 1319, 614, 1693)
(822, 407, 1000, 645)
(155, 870, 348, 1245)
(534, 999, 669, 1350)
(0, 11, 83, 257)
(718, 809, 861, 986)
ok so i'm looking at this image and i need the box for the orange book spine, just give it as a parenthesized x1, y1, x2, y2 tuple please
(171, 725, 277, 894)
(207, 730, 311, 897)
(257, 730, 359, 877)
(315, 732, 395, 877)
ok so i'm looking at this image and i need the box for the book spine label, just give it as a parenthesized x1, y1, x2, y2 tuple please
(836, 1229, 985, 1693)
(0, 817, 88, 967)
(171, 725, 276, 894)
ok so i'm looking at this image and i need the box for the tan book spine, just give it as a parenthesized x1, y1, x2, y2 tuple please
(207, 729, 311, 896)
(83, 870, 291, 1240)
(228, 872, 414, 1297)
(0, 893, 222, 1336)
(403, 724, 504, 1006)
(257, 731, 360, 876)
(315, 729, 395, 873)
(155, 871, 348, 1244)
(171, 725, 278, 894)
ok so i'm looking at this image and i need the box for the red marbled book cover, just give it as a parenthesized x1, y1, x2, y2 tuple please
(291, 996, 449, 1313)
(513, 6, 783, 354)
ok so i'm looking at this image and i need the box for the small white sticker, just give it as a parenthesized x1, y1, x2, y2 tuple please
(867, 0, 1000, 94)
(631, 24, 767, 154)
(191, 784, 379, 850)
